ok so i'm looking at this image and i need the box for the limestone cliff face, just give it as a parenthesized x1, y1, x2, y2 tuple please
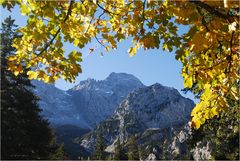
(80, 83, 195, 153)
(67, 72, 144, 127)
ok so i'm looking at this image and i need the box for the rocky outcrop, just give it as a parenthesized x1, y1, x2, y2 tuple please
(161, 124, 212, 161)
(80, 83, 195, 153)
(67, 72, 144, 127)
(192, 141, 212, 161)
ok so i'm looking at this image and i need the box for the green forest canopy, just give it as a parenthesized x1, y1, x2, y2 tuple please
(1, 0, 239, 129)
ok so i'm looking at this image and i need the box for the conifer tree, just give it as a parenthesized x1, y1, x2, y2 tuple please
(127, 135, 139, 160)
(114, 138, 126, 160)
(93, 133, 106, 160)
(138, 145, 148, 160)
(1, 16, 65, 160)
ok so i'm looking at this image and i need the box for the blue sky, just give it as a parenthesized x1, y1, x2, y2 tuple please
(1, 6, 198, 102)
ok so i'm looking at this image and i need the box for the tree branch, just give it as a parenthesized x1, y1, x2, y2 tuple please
(85, 10, 96, 34)
(95, 36, 106, 48)
(227, 31, 235, 73)
(191, 0, 234, 21)
(36, 0, 74, 56)
(96, 0, 120, 16)
(141, 0, 147, 30)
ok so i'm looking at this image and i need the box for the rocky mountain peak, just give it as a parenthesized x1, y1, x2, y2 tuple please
(70, 73, 143, 92)
(67, 73, 144, 128)
(71, 78, 97, 91)
(80, 84, 195, 152)
(106, 72, 141, 82)
(149, 83, 180, 95)
(120, 83, 182, 112)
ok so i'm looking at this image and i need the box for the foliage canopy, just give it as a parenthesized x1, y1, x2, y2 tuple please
(1, 0, 239, 128)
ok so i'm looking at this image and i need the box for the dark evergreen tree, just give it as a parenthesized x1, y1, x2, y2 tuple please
(138, 144, 149, 160)
(1, 16, 65, 160)
(127, 135, 139, 160)
(114, 138, 126, 160)
(93, 133, 106, 160)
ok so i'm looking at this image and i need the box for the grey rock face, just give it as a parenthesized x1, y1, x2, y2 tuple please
(146, 153, 157, 161)
(80, 83, 195, 152)
(115, 84, 193, 129)
(168, 124, 212, 161)
(32, 73, 144, 128)
(32, 80, 90, 128)
(192, 141, 212, 161)
(68, 72, 144, 127)
(166, 124, 191, 159)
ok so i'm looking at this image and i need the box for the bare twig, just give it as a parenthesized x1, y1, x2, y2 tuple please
(96, 0, 120, 16)
(95, 36, 106, 48)
(228, 31, 235, 73)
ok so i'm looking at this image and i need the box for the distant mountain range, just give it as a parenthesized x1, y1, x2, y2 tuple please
(32, 72, 144, 129)
(32, 73, 196, 159)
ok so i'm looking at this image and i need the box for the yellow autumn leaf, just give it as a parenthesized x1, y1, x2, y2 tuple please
(27, 71, 38, 80)
(128, 47, 137, 57)
(7, 56, 17, 61)
(192, 118, 201, 129)
(184, 76, 193, 88)
(20, 4, 31, 15)
(211, 107, 219, 117)
(230, 87, 239, 100)
(191, 104, 201, 116)
(13, 70, 20, 76)
(0, 0, 5, 5)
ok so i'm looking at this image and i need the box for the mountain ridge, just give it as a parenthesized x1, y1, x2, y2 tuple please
(80, 83, 195, 153)
(33, 72, 144, 128)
